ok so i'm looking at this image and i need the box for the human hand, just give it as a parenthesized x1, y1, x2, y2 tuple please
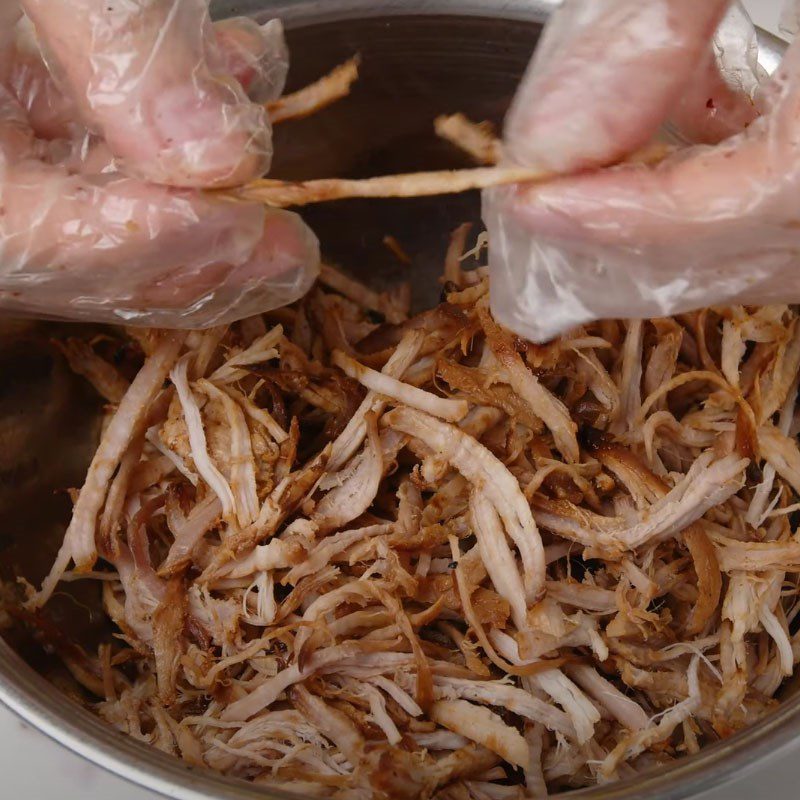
(484, 0, 794, 343)
(0, 1, 319, 328)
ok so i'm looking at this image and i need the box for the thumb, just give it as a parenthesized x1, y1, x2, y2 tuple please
(505, 0, 730, 173)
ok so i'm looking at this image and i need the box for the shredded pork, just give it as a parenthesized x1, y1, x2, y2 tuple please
(18, 229, 800, 798)
(267, 56, 361, 124)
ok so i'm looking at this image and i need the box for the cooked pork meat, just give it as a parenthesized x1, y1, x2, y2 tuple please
(17, 228, 800, 798)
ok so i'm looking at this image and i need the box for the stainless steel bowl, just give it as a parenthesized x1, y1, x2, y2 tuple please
(0, 2, 794, 798)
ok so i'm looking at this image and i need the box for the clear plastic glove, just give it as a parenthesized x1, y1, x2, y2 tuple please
(484, 0, 800, 343)
(0, 1, 319, 328)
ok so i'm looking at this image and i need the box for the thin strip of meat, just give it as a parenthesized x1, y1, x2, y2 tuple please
(758, 423, 800, 496)
(429, 699, 530, 770)
(333, 350, 469, 423)
(267, 56, 360, 124)
(197, 380, 260, 527)
(289, 684, 365, 767)
(470, 491, 528, 633)
(432, 676, 575, 739)
(171, 356, 236, 520)
(533, 452, 747, 553)
(712, 535, 800, 572)
(614, 320, 644, 434)
(318, 263, 407, 325)
(54, 338, 130, 404)
(219, 383, 288, 444)
(160, 495, 222, 577)
(329, 330, 424, 470)
(219, 165, 550, 208)
(152, 576, 187, 705)
(683, 525, 723, 636)
(30, 331, 186, 608)
(443, 223, 474, 287)
(313, 412, 383, 532)
(434, 114, 502, 166)
(284, 523, 391, 584)
(564, 664, 648, 732)
(478, 303, 579, 463)
(222, 641, 401, 722)
(98, 435, 144, 558)
(208, 326, 283, 385)
(385, 407, 546, 602)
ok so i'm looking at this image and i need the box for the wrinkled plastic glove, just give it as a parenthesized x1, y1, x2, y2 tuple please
(484, 0, 800, 343)
(0, 1, 319, 328)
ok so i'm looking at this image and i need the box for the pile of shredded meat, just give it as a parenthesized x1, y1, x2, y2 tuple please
(17, 229, 800, 798)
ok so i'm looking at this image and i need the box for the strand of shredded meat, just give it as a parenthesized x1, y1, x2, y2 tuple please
(19, 229, 800, 799)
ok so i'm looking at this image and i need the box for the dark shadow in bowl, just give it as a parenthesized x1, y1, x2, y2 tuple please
(271, 14, 538, 310)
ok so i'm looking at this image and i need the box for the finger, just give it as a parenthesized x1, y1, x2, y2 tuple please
(668, 48, 760, 145)
(130, 207, 320, 325)
(505, 0, 730, 173)
(485, 140, 786, 344)
(499, 138, 765, 249)
(0, 84, 36, 162)
(6, 14, 288, 143)
(5, 16, 81, 141)
(668, 3, 764, 145)
(0, 3, 21, 80)
(20, 0, 272, 188)
(0, 160, 320, 326)
(484, 130, 768, 342)
(214, 17, 289, 103)
(501, 15, 800, 245)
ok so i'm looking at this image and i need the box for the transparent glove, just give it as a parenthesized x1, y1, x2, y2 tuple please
(0, 1, 319, 328)
(484, 0, 800, 343)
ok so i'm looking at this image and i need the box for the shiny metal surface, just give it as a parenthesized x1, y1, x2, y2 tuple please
(226, 0, 559, 25)
(0, 2, 794, 799)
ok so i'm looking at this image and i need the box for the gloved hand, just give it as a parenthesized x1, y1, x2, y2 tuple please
(484, 0, 799, 343)
(0, 0, 319, 328)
